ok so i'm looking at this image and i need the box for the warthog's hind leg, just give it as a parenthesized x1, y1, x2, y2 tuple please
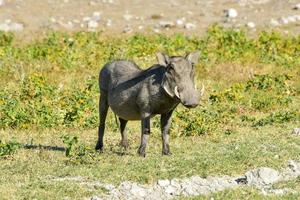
(119, 118, 129, 149)
(95, 91, 108, 151)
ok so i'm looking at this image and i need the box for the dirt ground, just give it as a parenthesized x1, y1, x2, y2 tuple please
(0, 0, 299, 38)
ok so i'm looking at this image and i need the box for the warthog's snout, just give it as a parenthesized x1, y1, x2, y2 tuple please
(182, 101, 199, 108)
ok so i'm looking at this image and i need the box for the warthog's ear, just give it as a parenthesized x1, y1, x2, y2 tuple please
(156, 52, 170, 67)
(186, 51, 200, 65)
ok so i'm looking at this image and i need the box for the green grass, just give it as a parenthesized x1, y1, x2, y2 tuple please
(0, 26, 300, 199)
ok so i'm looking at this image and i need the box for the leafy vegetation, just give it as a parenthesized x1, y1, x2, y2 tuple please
(0, 139, 21, 157)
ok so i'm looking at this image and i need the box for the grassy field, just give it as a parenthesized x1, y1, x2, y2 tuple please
(0, 26, 300, 199)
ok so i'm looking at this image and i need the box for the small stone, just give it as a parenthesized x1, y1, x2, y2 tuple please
(0, 23, 10, 32)
(138, 25, 143, 30)
(164, 185, 177, 195)
(280, 17, 289, 24)
(83, 17, 91, 22)
(270, 19, 280, 26)
(123, 25, 132, 33)
(0, 0, 4, 6)
(287, 160, 300, 173)
(4, 19, 11, 24)
(293, 3, 300, 10)
(184, 23, 196, 29)
(291, 128, 300, 135)
(226, 8, 238, 18)
(123, 14, 133, 21)
(246, 22, 255, 28)
(245, 167, 280, 187)
(88, 20, 98, 29)
(72, 19, 80, 24)
(157, 179, 170, 187)
(176, 19, 184, 26)
(287, 16, 296, 23)
(159, 21, 175, 28)
(50, 17, 56, 23)
(106, 19, 112, 27)
(153, 28, 160, 33)
(92, 12, 101, 21)
(130, 184, 147, 197)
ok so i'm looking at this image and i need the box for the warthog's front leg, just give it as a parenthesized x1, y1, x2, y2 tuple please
(95, 91, 108, 151)
(138, 115, 150, 157)
(161, 110, 174, 155)
(119, 118, 129, 149)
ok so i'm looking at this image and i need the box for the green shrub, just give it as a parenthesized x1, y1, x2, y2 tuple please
(253, 110, 299, 127)
(0, 139, 21, 157)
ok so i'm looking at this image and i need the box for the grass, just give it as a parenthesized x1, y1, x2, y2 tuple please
(0, 25, 300, 199)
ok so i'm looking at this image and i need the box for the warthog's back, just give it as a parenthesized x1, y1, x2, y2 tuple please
(100, 60, 142, 92)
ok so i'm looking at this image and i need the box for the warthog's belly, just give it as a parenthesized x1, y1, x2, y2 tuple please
(108, 89, 142, 120)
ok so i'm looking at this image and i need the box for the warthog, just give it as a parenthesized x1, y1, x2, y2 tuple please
(95, 52, 204, 156)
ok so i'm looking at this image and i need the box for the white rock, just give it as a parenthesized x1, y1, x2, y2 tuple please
(106, 19, 112, 27)
(176, 19, 184, 26)
(0, 0, 4, 6)
(184, 23, 196, 29)
(270, 19, 280, 26)
(83, 17, 91, 22)
(287, 160, 300, 173)
(123, 14, 133, 21)
(295, 15, 300, 21)
(138, 25, 143, 30)
(72, 19, 80, 24)
(130, 184, 147, 197)
(280, 17, 289, 24)
(294, 3, 300, 10)
(92, 12, 101, 21)
(123, 25, 132, 33)
(292, 128, 300, 135)
(153, 28, 160, 33)
(157, 179, 170, 187)
(4, 19, 11, 24)
(50, 17, 56, 23)
(164, 185, 177, 195)
(88, 20, 98, 29)
(159, 21, 175, 28)
(246, 22, 255, 28)
(245, 167, 280, 187)
(287, 16, 296, 23)
(226, 8, 238, 18)
(0, 23, 10, 32)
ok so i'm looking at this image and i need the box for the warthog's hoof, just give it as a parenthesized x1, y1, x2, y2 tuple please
(162, 150, 172, 156)
(95, 142, 103, 152)
(120, 140, 129, 150)
(162, 145, 172, 155)
(138, 146, 146, 157)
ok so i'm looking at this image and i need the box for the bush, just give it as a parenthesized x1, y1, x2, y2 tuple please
(0, 139, 21, 157)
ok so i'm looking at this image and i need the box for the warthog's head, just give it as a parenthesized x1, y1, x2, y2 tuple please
(157, 51, 204, 108)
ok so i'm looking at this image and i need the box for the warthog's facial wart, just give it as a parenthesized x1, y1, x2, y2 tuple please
(157, 51, 204, 108)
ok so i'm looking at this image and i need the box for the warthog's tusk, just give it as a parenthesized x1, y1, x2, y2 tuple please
(174, 86, 180, 99)
(200, 84, 205, 96)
